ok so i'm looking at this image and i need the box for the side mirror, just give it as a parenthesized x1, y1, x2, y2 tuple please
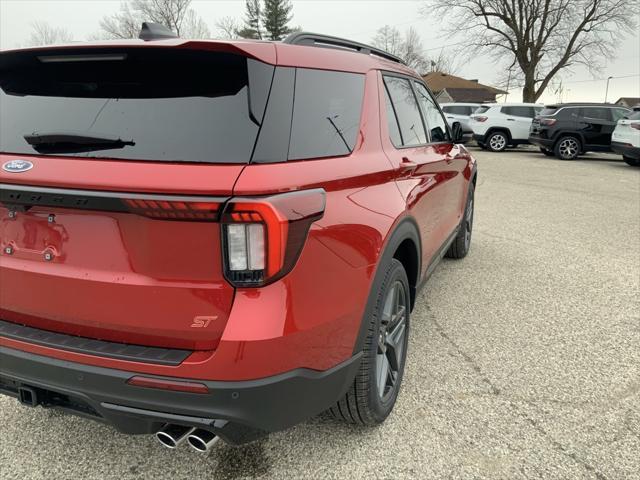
(451, 121, 464, 143)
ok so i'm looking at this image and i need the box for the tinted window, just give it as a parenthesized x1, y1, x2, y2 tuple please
(383, 85, 403, 147)
(502, 106, 535, 118)
(414, 82, 450, 142)
(581, 107, 610, 120)
(383, 76, 427, 146)
(0, 49, 273, 163)
(540, 107, 558, 116)
(288, 69, 364, 160)
(442, 106, 453, 113)
(445, 105, 472, 115)
(612, 108, 630, 121)
(475, 106, 490, 114)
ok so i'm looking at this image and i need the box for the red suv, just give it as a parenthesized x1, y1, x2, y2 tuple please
(0, 25, 477, 451)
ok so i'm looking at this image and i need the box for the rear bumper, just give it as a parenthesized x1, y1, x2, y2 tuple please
(528, 135, 554, 149)
(611, 141, 640, 160)
(0, 345, 361, 445)
(472, 133, 487, 144)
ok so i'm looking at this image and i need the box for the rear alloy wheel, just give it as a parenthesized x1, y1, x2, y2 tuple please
(554, 136, 581, 160)
(330, 258, 409, 425)
(624, 156, 640, 167)
(539, 147, 555, 157)
(486, 132, 508, 152)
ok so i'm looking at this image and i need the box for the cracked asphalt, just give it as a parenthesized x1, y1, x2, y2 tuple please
(1, 147, 639, 479)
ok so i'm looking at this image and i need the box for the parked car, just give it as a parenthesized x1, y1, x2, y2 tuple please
(468, 103, 544, 152)
(611, 109, 640, 166)
(440, 102, 482, 132)
(0, 26, 477, 451)
(528, 103, 630, 160)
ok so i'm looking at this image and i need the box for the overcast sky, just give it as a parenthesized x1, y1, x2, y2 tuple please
(1, 0, 638, 104)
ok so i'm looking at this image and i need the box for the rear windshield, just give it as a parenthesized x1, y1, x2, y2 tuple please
(0, 48, 274, 163)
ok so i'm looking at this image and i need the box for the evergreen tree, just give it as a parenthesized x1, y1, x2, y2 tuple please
(262, 0, 293, 41)
(237, 0, 262, 40)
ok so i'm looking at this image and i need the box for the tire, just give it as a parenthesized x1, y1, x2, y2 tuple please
(539, 147, 555, 157)
(554, 135, 581, 160)
(486, 131, 508, 152)
(330, 258, 410, 425)
(624, 156, 640, 167)
(446, 182, 474, 259)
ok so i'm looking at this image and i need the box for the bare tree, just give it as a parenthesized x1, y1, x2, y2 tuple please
(26, 21, 73, 46)
(215, 16, 241, 39)
(423, 0, 639, 102)
(371, 25, 431, 74)
(372, 25, 403, 55)
(99, 0, 210, 39)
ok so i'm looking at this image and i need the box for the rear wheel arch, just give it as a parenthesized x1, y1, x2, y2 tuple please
(352, 218, 421, 354)
(487, 127, 512, 142)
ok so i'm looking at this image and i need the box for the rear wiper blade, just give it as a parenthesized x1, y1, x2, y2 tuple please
(23, 131, 135, 154)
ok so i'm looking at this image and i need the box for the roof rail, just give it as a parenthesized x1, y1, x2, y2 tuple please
(139, 22, 178, 41)
(282, 32, 406, 65)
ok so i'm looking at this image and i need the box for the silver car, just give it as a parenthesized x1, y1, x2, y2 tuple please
(440, 103, 482, 132)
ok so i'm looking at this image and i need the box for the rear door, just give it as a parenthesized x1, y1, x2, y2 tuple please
(579, 107, 617, 147)
(502, 106, 535, 140)
(380, 74, 462, 269)
(0, 45, 275, 350)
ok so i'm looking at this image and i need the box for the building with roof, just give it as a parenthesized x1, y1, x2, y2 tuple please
(614, 97, 640, 108)
(423, 72, 507, 103)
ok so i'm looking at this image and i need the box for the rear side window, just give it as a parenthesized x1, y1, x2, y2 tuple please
(502, 106, 535, 118)
(413, 82, 450, 142)
(540, 107, 558, 116)
(581, 107, 611, 120)
(475, 106, 490, 114)
(612, 108, 630, 121)
(384, 86, 403, 147)
(0, 48, 274, 163)
(446, 105, 473, 115)
(383, 76, 427, 147)
(628, 111, 640, 120)
(288, 69, 364, 160)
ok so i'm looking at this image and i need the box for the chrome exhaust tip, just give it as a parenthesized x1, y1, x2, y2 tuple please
(155, 425, 196, 449)
(187, 429, 221, 453)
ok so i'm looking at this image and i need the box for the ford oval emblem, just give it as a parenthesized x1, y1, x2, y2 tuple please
(2, 160, 34, 173)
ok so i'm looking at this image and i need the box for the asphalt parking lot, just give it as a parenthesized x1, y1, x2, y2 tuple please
(1, 147, 639, 480)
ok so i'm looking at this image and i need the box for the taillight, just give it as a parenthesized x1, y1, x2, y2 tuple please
(472, 116, 488, 122)
(122, 198, 221, 220)
(221, 189, 325, 287)
(539, 118, 557, 126)
(630, 123, 640, 130)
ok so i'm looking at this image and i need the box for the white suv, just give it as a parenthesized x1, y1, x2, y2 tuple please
(611, 108, 640, 166)
(440, 103, 482, 132)
(469, 103, 543, 152)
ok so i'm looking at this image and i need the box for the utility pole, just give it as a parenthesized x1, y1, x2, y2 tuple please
(504, 68, 512, 103)
(604, 76, 613, 103)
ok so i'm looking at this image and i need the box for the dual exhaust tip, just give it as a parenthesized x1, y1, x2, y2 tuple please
(156, 425, 221, 453)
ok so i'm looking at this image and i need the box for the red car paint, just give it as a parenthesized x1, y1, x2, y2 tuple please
(0, 38, 476, 386)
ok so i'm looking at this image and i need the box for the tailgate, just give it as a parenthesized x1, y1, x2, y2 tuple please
(0, 44, 276, 351)
(0, 157, 243, 350)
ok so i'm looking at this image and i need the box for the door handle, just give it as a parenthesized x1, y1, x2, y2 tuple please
(400, 157, 418, 172)
(507, 118, 515, 121)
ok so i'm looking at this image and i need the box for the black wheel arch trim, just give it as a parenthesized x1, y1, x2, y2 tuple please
(486, 127, 512, 141)
(352, 217, 421, 354)
(552, 131, 585, 147)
